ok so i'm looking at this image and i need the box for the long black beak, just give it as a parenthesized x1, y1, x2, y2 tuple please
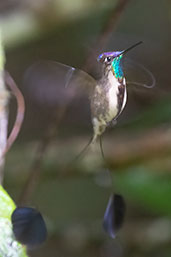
(120, 41, 143, 55)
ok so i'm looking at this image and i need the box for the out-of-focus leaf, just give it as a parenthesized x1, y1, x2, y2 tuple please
(114, 168, 171, 216)
(0, 185, 16, 219)
(0, 185, 28, 257)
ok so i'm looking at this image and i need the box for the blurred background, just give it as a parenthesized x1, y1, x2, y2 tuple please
(1, 0, 171, 256)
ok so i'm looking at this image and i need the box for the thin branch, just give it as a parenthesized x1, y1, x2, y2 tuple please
(83, 0, 131, 71)
(0, 71, 25, 184)
(0, 72, 9, 184)
(106, 127, 171, 170)
(18, 106, 67, 205)
(0, 33, 9, 184)
(97, 0, 131, 49)
(3, 72, 25, 154)
(54, 127, 171, 178)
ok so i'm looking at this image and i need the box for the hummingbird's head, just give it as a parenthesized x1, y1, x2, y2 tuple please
(97, 41, 143, 79)
(97, 51, 122, 65)
(97, 51, 124, 78)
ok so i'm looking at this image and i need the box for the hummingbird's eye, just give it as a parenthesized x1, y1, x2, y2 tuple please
(105, 56, 112, 63)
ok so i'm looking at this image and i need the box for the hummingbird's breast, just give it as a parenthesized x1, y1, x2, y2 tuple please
(90, 71, 127, 141)
(107, 72, 127, 121)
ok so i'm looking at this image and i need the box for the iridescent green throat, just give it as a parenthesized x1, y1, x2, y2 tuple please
(111, 55, 124, 79)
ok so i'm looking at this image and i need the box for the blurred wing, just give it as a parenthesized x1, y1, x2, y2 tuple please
(23, 61, 96, 107)
(123, 58, 156, 89)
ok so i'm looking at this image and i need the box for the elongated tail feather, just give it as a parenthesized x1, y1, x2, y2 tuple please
(99, 137, 126, 238)
(72, 136, 94, 162)
(99, 136, 105, 162)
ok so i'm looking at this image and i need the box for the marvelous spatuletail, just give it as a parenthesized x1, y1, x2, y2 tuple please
(91, 41, 143, 143)
(24, 41, 155, 155)
(23, 42, 155, 238)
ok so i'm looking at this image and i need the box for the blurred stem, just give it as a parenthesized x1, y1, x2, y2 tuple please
(0, 33, 9, 184)
(97, 0, 131, 49)
(106, 127, 171, 170)
(18, 106, 67, 205)
(84, 0, 131, 71)
(0, 34, 25, 184)
(5, 72, 25, 154)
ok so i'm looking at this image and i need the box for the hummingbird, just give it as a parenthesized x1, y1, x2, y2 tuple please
(23, 43, 154, 238)
(23, 40, 155, 157)
(90, 41, 143, 144)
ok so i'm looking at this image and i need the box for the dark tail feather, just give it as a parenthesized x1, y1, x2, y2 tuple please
(103, 193, 126, 238)
(99, 136, 112, 183)
(99, 137, 126, 238)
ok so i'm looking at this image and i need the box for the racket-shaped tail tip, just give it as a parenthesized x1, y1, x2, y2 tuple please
(103, 194, 126, 238)
(11, 207, 47, 249)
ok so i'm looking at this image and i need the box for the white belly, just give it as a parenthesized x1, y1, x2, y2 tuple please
(108, 76, 127, 122)
(92, 74, 127, 141)
(121, 82, 127, 112)
(107, 71, 121, 122)
(107, 85, 119, 122)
